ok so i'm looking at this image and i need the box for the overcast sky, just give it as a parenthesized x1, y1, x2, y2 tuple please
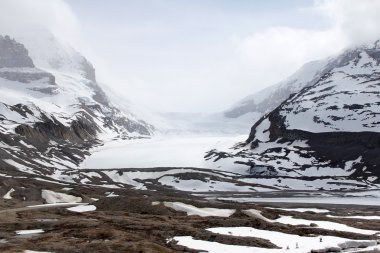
(1, 0, 380, 113)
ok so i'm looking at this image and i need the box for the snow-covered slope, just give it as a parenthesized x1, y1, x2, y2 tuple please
(224, 59, 329, 119)
(0, 34, 153, 177)
(279, 45, 380, 133)
(207, 41, 380, 190)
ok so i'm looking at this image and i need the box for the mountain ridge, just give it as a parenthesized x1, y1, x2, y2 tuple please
(0, 34, 153, 177)
(206, 40, 380, 190)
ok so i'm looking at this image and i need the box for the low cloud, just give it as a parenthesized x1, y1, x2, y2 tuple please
(0, 0, 82, 48)
(235, 0, 380, 100)
(1, 0, 379, 113)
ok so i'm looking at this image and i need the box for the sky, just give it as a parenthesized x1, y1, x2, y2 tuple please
(1, 0, 380, 113)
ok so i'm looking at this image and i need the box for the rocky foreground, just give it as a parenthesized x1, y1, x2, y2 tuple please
(0, 172, 380, 253)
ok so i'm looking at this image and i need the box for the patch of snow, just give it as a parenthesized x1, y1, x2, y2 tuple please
(206, 227, 377, 252)
(41, 190, 82, 204)
(326, 215, 380, 220)
(268, 207, 330, 213)
(16, 229, 44, 235)
(272, 216, 379, 235)
(3, 159, 36, 174)
(242, 209, 271, 222)
(173, 236, 268, 253)
(19, 140, 35, 149)
(23, 250, 53, 253)
(67, 204, 96, 213)
(105, 192, 119, 197)
(217, 196, 380, 206)
(27, 203, 86, 208)
(83, 172, 101, 178)
(164, 202, 235, 217)
(3, 188, 15, 199)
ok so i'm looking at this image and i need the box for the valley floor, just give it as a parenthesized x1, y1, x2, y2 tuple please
(1, 135, 379, 252)
(0, 174, 380, 253)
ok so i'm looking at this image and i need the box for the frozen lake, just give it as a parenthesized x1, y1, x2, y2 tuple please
(81, 135, 246, 169)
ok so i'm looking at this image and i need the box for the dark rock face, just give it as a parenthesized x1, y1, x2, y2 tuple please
(0, 35, 56, 85)
(81, 58, 96, 83)
(0, 35, 34, 68)
(15, 116, 99, 144)
(0, 70, 55, 84)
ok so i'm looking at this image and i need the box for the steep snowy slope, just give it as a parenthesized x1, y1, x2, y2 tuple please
(0, 35, 153, 177)
(207, 41, 380, 190)
(224, 59, 329, 119)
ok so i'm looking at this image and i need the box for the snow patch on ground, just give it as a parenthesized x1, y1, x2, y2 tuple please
(268, 207, 330, 213)
(23, 250, 53, 253)
(67, 204, 96, 213)
(242, 209, 271, 222)
(163, 202, 235, 217)
(326, 215, 380, 220)
(272, 216, 379, 235)
(41, 190, 82, 204)
(3, 188, 15, 199)
(218, 196, 380, 206)
(16, 229, 44, 235)
(206, 227, 377, 252)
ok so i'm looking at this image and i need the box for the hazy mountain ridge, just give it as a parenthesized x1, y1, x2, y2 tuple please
(207, 41, 380, 191)
(224, 59, 329, 118)
(0, 34, 153, 177)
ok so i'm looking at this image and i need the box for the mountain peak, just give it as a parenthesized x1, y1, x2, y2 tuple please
(0, 35, 34, 68)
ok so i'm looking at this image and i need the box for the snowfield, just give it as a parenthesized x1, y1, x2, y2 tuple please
(272, 216, 379, 235)
(173, 234, 377, 253)
(206, 227, 377, 252)
(217, 196, 380, 206)
(81, 135, 247, 171)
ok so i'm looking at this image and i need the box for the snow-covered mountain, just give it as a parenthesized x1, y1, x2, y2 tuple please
(206, 40, 380, 191)
(224, 59, 329, 119)
(0, 34, 153, 177)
